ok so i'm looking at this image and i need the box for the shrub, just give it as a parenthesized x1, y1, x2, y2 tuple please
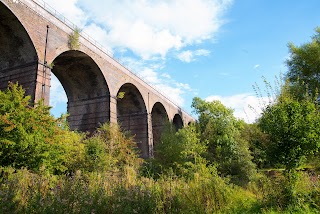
(0, 83, 85, 174)
(68, 28, 81, 50)
(145, 123, 207, 178)
(83, 123, 143, 173)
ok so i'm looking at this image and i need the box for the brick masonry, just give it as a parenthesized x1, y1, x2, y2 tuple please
(0, 0, 195, 158)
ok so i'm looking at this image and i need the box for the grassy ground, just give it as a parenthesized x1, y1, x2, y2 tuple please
(0, 166, 319, 213)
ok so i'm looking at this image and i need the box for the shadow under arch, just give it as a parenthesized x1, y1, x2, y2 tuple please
(117, 83, 149, 158)
(151, 102, 169, 147)
(0, 2, 38, 100)
(173, 113, 183, 131)
(52, 50, 110, 133)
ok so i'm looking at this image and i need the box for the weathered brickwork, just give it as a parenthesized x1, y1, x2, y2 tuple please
(0, 0, 194, 157)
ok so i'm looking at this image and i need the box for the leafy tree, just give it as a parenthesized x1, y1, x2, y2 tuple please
(0, 82, 84, 174)
(241, 123, 271, 169)
(286, 27, 320, 98)
(191, 97, 256, 185)
(146, 123, 207, 177)
(258, 84, 320, 171)
(258, 82, 320, 206)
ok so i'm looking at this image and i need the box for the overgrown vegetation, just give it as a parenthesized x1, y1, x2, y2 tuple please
(68, 28, 81, 50)
(1, 28, 320, 213)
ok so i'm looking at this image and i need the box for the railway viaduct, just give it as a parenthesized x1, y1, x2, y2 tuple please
(0, 0, 194, 158)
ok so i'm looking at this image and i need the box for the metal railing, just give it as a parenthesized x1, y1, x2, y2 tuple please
(22, 0, 193, 118)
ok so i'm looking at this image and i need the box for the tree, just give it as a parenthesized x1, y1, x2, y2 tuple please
(258, 85, 320, 171)
(191, 97, 256, 185)
(286, 27, 320, 98)
(0, 82, 84, 174)
(145, 123, 207, 178)
(241, 123, 271, 169)
(258, 83, 320, 206)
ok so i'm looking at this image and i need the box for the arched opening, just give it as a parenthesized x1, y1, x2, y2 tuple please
(0, 2, 38, 100)
(52, 50, 110, 133)
(173, 114, 183, 131)
(151, 102, 168, 147)
(117, 83, 148, 158)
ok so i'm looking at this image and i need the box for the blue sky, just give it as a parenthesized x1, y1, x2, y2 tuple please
(45, 0, 320, 123)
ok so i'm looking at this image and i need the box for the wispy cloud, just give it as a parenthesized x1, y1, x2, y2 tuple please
(177, 49, 211, 62)
(42, 0, 88, 27)
(253, 64, 260, 69)
(205, 93, 269, 123)
(177, 50, 193, 62)
(121, 57, 194, 106)
(219, 72, 230, 76)
(45, 0, 230, 59)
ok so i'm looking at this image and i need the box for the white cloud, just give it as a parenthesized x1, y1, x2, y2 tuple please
(120, 57, 193, 106)
(253, 64, 260, 69)
(205, 93, 270, 123)
(177, 49, 211, 62)
(82, 23, 113, 54)
(177, 50, 193, 62)
(41, 0, 231, 115)
(42, 0, 88, 27)
(45, 0, 231, 59)
(139, 68, 161, 85)
(161, 73, 171, 79)
(195, 49, 211, 56)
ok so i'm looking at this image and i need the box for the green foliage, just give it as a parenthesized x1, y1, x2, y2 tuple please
(146, 123, 207, 178)
(257, 80, 320, 209)
(241, 123, 271, 169)
(0, 83, 319, 213)
(83, 123, 142, 173)
(0, 164, 261, 214)
(248, 170, 320, 212)
(0, 82, 83, 174)
(68, 28, 81, 50)
(117, 91, 125, 99)
(191, 97, 256, 186)
(286, 27, 320, 98)
(49, 62, 54, 69)
(1, 79, 319, 212)
(258, 84, 320, 171)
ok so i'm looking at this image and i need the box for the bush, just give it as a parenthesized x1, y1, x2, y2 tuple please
(0, 164, 259, 214)
(144, 123, 207, 178)
(0, 83, 84, 174)
(83, 123, 143, 173)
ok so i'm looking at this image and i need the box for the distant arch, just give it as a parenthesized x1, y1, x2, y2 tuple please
(52, 50, 110, 132)
(0, 2, 38, 99)
(173, 114, 183, 131)
(117, 83, 149, 158)
(151, 102, 169, 147)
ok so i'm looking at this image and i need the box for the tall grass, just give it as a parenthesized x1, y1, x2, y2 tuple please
(0, 165, 263, 213)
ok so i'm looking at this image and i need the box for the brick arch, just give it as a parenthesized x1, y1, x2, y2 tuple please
(173, 113, 184, 131)
(151, 102, 169, 147)
(52, 50, 110, 132)
(117, 83, 149, 158)
(0, 1, 38, 100)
